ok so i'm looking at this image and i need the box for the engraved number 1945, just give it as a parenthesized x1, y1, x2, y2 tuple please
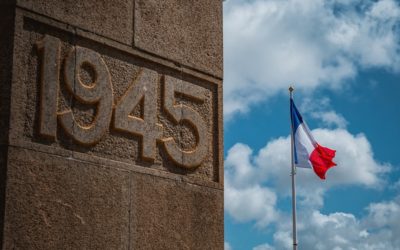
(36, 35, 208, 169)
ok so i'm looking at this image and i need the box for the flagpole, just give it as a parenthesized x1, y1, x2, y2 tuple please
(289, 86, 298, 250)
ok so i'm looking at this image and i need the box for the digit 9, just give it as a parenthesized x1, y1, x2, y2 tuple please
(58, 46, 114, 145)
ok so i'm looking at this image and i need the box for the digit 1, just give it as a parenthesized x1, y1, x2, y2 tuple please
(59, 46, 114, 145)
(36, 35, 61, 140)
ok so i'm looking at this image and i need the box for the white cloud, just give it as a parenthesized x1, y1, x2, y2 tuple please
(260, 128, 390, 207)
(224, 0, 400, 119)
(225, 125, 397, 249)
(225, 143, 256, 188)
(299, 97, 348, 128)
(253, 243, 275, 250)
(268, 198, 400, 250)
(225, 128, 389, 219)
(224, 1, 400, 248)
(311, 111, 348, 128)
(224, 143, 279, 227)
(365, 198, 400, 234)
(224, 179, 278, 227)
(224, 109, 396, 250)
(225, 241, 233, 250)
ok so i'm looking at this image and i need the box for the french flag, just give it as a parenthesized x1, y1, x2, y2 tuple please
(290, 98, 336, 179)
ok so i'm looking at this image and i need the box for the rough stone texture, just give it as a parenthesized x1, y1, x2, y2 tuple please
(130, 173, 224, 250)
(1, 0, 223, 248)
(0, 6, 14, 245)
(16, 0, 134, 45)
(9, 15, 220, 183)
(0, 5, 14, 146)
(2, 147, 130, 249)
(134, 0, 223, 77)
(0, 147, 8, 246)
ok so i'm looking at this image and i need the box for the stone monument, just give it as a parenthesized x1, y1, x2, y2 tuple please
(0, 0, 223, 249)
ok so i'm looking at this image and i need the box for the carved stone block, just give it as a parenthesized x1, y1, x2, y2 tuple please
(8, 12, 221, 183)
(134, 0, 223, 77)
(15, 0, 134, 45)
(3, 147, 130, 249)
(0, 1, 223, 248)
(130, 173, 224, 250)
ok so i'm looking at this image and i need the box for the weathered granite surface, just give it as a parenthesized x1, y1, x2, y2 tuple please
(3, 147, 130, 249)
(134, 0, 223, 78)
(16, 0, 134, 45)
(0, 0, 223, 248)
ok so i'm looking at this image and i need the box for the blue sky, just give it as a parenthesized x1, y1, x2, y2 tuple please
(223, 0, 400, 249)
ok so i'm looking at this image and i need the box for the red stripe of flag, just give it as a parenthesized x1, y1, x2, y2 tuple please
(309, 144, 337, 179)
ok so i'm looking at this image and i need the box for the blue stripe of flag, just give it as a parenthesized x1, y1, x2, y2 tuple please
(290, 98, 304, 164)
